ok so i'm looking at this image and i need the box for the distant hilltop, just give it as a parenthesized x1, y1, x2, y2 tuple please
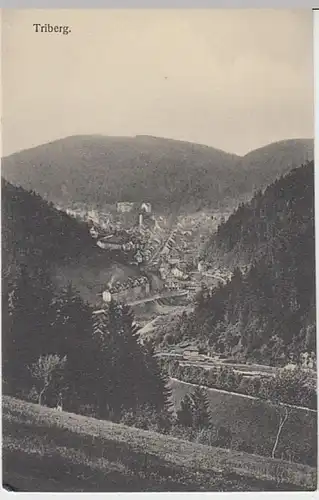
(1, 135, 313, 212)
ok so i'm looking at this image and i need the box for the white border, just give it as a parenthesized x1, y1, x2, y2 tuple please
(0, 6, 318, 499)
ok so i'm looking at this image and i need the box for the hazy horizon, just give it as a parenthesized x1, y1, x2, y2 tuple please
(2, 9, 314, 157)
(1, 133, 314, 160)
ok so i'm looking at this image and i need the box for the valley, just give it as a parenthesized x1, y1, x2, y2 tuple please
(50, 196, 231, 318)
(2, 3, 316, 492)
(1, 136, 316, 492)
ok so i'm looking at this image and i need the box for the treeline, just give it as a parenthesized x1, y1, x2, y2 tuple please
(118, 386, 239, 456)
(179, 162, 315, 366)
(2, 263, 170, 420)
(158, 359, 316, 410)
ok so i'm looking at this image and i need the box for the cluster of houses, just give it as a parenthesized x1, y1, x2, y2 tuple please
(117, 201, 152, 214)
(160, 260, 198, 290)
(88, 201, 152, 233)
(156, 342, 203, 360)
(159, 259, 189, 282)
(95, 233, 154, 266)
(96, 234, 131, 251)
(299, 351, 316, 370)
(116, 201, 152, 228)
(102, 276, 151, 303)
(86, 203, 226, 294)
(90, 225, 146, 258)
(87, 201, 156, 267)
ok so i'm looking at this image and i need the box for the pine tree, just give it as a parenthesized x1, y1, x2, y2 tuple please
(141, 341, 173, 413)
(177, 394, 194, 427)
(89, 301, 170, 419)
(51, 284, 94, 412)
(4, 264, 56, 396)
(177, 388, 211, 429)
(118, 303, 170, 414)
(191, 387, 211, 428)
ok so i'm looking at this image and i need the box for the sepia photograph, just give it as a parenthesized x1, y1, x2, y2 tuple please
(1, 8, 317, 492)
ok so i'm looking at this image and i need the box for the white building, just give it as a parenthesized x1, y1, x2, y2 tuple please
(90, 226, 99, 239)
(88, 209, 99, 224)
(140, 202, 152, 213)
(97, 240, 122, 250)
(102, 290, 112, 303)
(198, 261, 205, 272)
(116, 202, 135, 213)
(171, 267, 185, 279)
(134, 250, 144, 264)
(183, 347, 199, 358)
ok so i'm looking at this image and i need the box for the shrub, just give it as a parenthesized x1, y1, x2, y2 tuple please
(215, 425, 232, 448)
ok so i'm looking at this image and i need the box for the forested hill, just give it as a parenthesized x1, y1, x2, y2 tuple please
(184, 161, 315, 366)
(1, 135, 241, 212)
(1, 135, 313, 212)
(2, 178, 170, 421)
(2, 178, 95, 272)
(204, 161, 314, 269)
(240, 139, 314, 193)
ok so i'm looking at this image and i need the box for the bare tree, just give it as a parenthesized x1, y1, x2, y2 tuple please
(29, 354, 67, 406)
(270, 401, 290, 459)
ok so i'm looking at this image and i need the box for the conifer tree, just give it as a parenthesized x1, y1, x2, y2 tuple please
(177, 394, 194, 427)
(191, 387, 211, 428)
(51, 284, 94, 412)
(4, 264, 56, 395)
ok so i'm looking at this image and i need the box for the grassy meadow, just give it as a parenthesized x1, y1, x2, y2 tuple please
(2, 396, 317, 492)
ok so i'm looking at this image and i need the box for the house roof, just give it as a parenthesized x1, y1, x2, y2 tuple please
(178, 341, 191, 348)
(99, 235, 125, 245)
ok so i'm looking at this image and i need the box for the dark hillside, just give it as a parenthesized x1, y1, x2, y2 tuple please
(205, 160, 314, 268)
(183, 161, 315, 365)
(2, 178, 96, 270)
(1, 135, 313, 212)
(241, 138, 313, 193)
(1, 135, 240, 211)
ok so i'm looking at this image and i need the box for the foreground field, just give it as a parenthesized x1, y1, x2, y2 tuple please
(169, 378, 317, 465)
(2, 396, 316, 492)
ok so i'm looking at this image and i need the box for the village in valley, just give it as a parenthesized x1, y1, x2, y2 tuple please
(61, 199, 232, 307)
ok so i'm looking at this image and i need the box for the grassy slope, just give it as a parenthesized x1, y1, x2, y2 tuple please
(169, 379, 317, 464)
(2, 396, 316, 492)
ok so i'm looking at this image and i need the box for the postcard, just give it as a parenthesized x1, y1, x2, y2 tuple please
(1, 8, 316, 493)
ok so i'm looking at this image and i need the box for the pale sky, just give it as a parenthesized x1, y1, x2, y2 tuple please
(1, 9, 314, 156)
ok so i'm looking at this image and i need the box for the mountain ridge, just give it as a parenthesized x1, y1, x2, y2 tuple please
(2, 135, 313, 212)
(2, 135, 313, 160)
